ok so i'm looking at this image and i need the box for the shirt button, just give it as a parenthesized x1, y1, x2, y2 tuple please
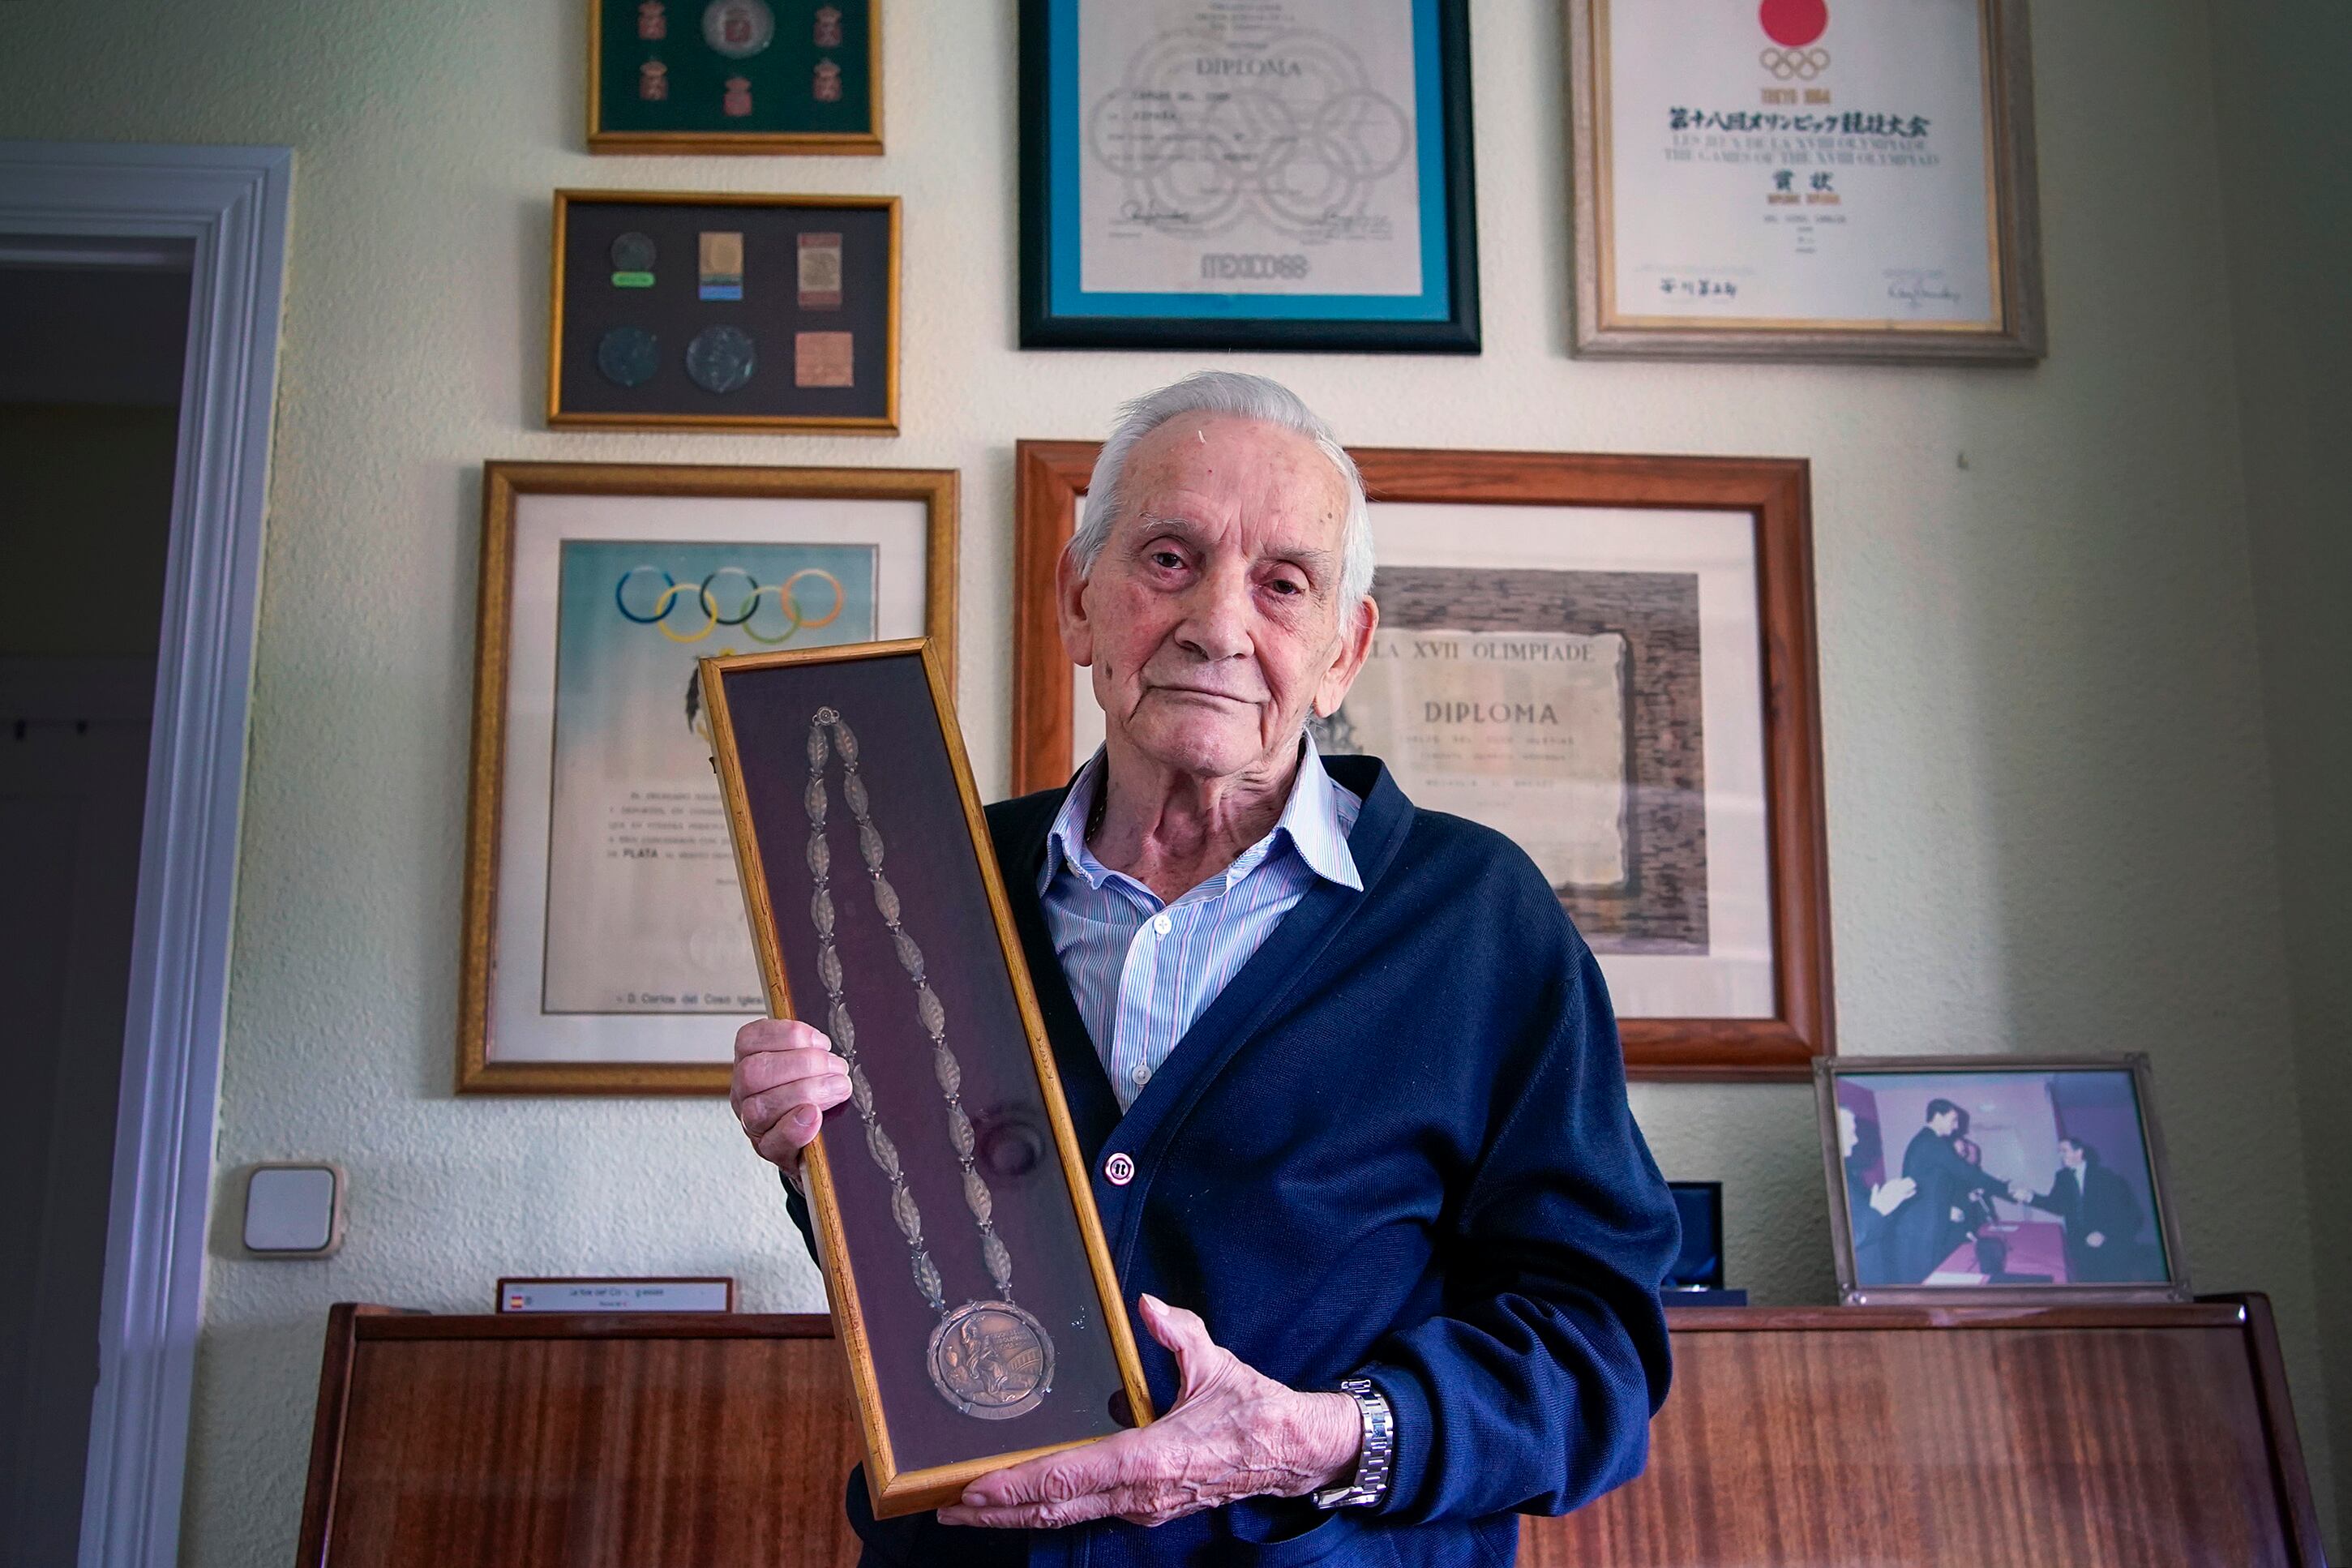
(1104, 1152, 1136, 1186)
(1153, 914, 1172, 936)
(1130, 1064, 1150, 1086)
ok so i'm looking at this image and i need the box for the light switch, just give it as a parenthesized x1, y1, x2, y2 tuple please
(242, 1163, 345, 1257)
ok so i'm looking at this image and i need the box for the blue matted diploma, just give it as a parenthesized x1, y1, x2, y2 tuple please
(1019, 0, 1480, 352)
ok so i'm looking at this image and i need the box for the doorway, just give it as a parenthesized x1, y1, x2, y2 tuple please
(0, 142, 288, 1568)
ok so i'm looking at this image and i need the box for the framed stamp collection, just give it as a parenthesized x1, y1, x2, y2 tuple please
(1012, 442, 1834, 1080)
(1567, 0, 2046, 361)
(456, 461, 955, 1095)
(588, 0, 882, 154)
(1819, 1055, 2190, 1305)
(547, 191, 898, 434)
(1017, 0, 1481, 352)
(701, 641, 1155, 1512)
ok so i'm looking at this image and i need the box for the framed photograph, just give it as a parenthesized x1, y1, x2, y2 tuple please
(1017, 0, 1481, 352)
(547, 191, 898, 434)
(701, 640, 1156, 1515)
(1819, 1055, 2191, 1305)
(456, 461, 955, 1095)
(1567, 0, 2046, 362)
(1012, 442, 1832, 1079)
(588, 0, 882, 155)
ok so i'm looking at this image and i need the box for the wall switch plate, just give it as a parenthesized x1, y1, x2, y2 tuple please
(242, 1163, 345, 1257)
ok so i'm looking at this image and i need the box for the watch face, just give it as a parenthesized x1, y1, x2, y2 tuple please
(610, 231, 658, 274)
(685, 324, 756, 393)
(701, 0, 774, 58)
(594, 325, 661, 388)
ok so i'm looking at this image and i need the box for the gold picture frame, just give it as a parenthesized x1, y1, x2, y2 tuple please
(702, 639, 1157, 1515)
(546, 190, 901, 434)
(456, 460, 956, 1095)
(587, 0, 885, 156)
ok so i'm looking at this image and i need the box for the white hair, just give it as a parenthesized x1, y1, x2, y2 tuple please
(1072, 371, 1375, 606)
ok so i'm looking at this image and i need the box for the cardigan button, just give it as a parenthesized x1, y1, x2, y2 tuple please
(1104, 1152, 1135, 1186)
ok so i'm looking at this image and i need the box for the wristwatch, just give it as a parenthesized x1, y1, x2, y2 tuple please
(1311, 1377, 1395, 1510)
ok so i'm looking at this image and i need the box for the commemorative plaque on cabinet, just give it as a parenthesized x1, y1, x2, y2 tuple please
(703, 640, 1154, 1514)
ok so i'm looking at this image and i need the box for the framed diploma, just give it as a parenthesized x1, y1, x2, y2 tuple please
(587, 0, 881, 155)
(456, 461, 956, 1095)
(1017, 0, 1481, 352)
(701, 640, 1155, 1514)
(1013, 442, 1832, 1079)
(547, 191, 898, 434)
(1569, 0, 2046, 362)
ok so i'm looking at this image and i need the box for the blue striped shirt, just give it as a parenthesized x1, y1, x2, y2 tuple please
(1039, 739, 1363, 1112)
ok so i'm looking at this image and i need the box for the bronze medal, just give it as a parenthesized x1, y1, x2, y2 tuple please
(929, 1300, 1056, 1420)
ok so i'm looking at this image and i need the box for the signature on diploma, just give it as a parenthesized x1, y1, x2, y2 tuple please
(1120, 199, 1193, 229)
(1887, 275, 1963, 308)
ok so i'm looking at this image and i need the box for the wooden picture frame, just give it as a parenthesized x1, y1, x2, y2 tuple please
(1017, 0, 1482, 353)
(547, 190, 899, 434)
(1012, 440, 1832, 1080)
(701, 640, 1156, 1515)
(1567, 0, 2046, 362)
(1818, 1054, 2192, 1306)
(587, 0, 883, 155)
(456, 460, 956, 1095)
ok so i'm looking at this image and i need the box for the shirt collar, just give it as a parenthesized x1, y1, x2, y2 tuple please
(1040, 732, 1364, 896)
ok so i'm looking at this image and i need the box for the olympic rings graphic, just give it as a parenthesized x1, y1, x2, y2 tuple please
(1759, 46, 1830, 79)
(613, 565, 847, 645)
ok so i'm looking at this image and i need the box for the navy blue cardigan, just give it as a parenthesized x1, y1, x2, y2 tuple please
(783, 756, 1678, 1566)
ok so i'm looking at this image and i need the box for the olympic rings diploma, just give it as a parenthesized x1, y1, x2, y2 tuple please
(1571, 0, 2046, 361)
(700, 642, 1155, 1514)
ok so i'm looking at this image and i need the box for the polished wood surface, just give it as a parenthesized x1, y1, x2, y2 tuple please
(298, 1308, 860, 1568)
(299, 1297, 2322, 1567)
(1524, 1296, 2325, 1566)
(1009, 439, 1833, 1080)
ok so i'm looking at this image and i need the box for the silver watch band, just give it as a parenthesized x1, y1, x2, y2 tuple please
(1311, 1377, 1394, 1510)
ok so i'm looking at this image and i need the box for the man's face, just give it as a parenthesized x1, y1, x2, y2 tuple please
(2060, 1141, 2084, 1170)
(1058, 414, 1376, 781)
(1929, 1110, 1960, 1137)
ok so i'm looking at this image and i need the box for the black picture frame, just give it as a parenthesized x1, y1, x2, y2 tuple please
(1017, 0, 1481, 353)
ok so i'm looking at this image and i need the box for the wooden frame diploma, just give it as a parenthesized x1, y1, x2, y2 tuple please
(702, 641, 1155, 1514)
(1013, 443, 1833, 1080)
(1569, 0, 2046, 361)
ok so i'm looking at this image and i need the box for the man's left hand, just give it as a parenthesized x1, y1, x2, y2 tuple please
(937, 1294, 1363, 1531)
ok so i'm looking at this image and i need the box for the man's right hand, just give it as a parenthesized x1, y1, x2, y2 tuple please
(730, 1017, 851, 1175)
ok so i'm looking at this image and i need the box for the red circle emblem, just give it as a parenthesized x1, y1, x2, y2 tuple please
(1759, 0, 1828, 47)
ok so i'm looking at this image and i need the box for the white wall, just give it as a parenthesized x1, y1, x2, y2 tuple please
(0, 0, 2337, 1561)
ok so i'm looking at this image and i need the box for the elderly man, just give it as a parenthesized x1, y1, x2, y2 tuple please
(731, 371, 1679, 1566)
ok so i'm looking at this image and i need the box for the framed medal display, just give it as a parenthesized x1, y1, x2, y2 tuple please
(456, 460, 955, 1095)
(589, 0, 882, 154)
(702, 640, 1155, 1514)
(1012, 441, 1834, 1082)
(547, 191, 898, 434)
(1017, 0, 1481, 352)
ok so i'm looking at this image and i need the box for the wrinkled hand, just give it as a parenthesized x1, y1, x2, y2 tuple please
(1868, 1176, 1917, 1216)
(730, 1017, 850, 1174)
(937, 1295, 1361, 1531)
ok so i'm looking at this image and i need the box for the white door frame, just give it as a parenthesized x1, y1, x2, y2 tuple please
(0, 140, 291, 1568)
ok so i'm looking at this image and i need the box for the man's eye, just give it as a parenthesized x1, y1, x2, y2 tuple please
(1150, 551, 1185, 570)
(1267, 576, 1302, 596)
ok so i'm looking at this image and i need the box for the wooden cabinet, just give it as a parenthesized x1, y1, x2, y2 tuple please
(298, 1296, 2323, 1567)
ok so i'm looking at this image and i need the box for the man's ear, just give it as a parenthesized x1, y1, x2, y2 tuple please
(1056, 543, 1095, 669)
(1311, 593, 1378, 718)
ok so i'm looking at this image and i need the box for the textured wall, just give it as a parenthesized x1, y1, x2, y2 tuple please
(2208, 0, 2352, 1534)
(0, 0, 2338, 1561)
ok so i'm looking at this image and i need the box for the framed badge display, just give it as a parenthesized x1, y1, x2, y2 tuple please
(589, 0, 881, 154)
(702, 640, 1155, 1514)
(1819, 1055, 2191, 1305)
(1017, 0, 1481, 352)
(456, 461, 955, 1095)
(547, 191, 898, 434)
(1013, 441, 1832, 1080)
(1567, 0, 2045, 361)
